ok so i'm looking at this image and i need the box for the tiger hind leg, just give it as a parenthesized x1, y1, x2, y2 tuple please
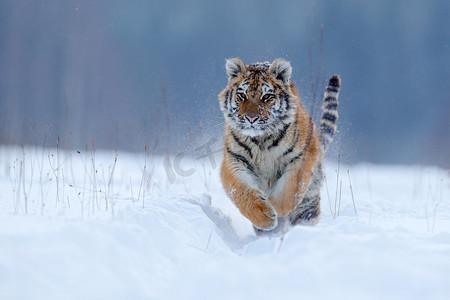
(288, 194, 321, 226)
(289, 165, 323, 226)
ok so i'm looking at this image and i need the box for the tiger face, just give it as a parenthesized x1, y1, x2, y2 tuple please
(219, 57, 298, 137)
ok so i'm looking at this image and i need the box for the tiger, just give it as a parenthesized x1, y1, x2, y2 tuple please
(218, 57, 341, 235)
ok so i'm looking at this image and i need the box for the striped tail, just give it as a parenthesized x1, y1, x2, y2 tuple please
(319, 75, 341, 153)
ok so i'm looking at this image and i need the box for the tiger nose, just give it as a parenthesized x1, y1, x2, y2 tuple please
(245, 114, 259, 124)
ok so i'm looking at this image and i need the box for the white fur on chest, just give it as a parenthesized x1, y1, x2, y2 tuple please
(251, 144, 287, 193)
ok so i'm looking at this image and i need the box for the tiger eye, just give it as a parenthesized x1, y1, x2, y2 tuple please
(261, 94, 274, 103)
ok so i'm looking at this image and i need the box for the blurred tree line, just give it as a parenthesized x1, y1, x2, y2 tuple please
(0, 0, 449, 167)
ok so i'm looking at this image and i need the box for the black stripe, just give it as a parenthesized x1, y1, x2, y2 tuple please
(250, 137, 259, 146)
(268, 123, 290, 150)
(250, 135, 272, 150)
(231, 130, 253, 159)
(320, 123, 335, 136)
(225, 91, 230, 109)
(322, 112, 337, 123)
(282, 149, 305, 172)
(326, 87, 339, 93)
(324, 96, 336, 102)
(226, 146, 255, 174)
(289, 153, 303, 165)
(282, 144, 295, 157)
(282, 120, 299, 157)
(262, 135, 273, 144)
(325, 103, 338, 110)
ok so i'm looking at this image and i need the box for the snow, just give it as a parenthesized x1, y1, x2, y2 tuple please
(0, 146, 449, 299)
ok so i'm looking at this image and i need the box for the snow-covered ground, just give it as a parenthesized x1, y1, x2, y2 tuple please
(0, 145, 449, 299)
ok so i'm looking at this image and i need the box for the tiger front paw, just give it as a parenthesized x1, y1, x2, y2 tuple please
(249, 197, 278, 230)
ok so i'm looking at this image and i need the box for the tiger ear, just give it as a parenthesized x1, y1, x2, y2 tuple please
(225, 57, 246, 81)
(269, 58, 292, 84)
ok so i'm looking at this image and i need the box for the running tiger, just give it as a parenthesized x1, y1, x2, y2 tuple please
(218, 57, 341, 234)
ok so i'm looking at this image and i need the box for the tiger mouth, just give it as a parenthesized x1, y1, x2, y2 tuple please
(236, 122, 269, 134)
